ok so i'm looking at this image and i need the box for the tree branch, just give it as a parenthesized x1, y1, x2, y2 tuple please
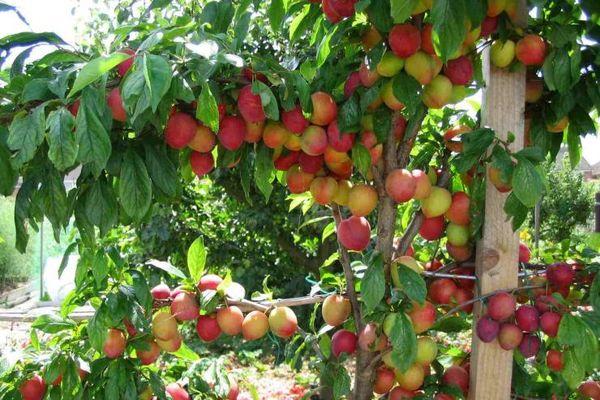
(331, 204, 364, 331)
(397, 105, 428, 168)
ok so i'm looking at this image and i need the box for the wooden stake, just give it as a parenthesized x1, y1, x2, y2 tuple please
(469, 2, 527, 399)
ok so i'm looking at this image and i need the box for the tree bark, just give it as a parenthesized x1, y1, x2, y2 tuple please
(350, 117, 402, 400)
(352, 349, 377, 400)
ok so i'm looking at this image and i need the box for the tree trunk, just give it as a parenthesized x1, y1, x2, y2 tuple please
(350, 126, 399, 400)
(351, 349, 377, 400)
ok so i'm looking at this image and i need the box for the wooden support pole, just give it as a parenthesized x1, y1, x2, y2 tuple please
(469, 2, 527, 399)
(595, 192, 600, 233)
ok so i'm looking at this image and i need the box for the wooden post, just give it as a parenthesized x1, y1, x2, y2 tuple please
(469, 2, 527, 399)
(595, 192, 600, 233)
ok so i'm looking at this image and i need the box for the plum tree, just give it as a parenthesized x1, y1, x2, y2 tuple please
(1, 0, 599, 398)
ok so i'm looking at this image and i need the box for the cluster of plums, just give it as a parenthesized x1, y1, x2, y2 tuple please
(475, 262, 578, 373)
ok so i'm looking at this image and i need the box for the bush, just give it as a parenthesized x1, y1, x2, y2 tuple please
(528, 158, 597, 243)
(0, 197, 35, 290)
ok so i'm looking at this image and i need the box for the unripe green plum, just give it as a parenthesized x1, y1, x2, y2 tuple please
(420, 187, 452, 218)
(377, 52, 405, 77)
(415, 336, 438, 366)
(446, 223, 470, 246)
(422, 75, 453, 109)
(490, 40, 516, 68)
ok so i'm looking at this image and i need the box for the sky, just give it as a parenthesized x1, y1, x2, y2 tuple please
(1, 0, 599, 166)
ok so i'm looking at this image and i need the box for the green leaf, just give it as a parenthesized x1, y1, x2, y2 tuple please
(188, 236, 207, 282)
(361, 254, 385, 313)
(85, 177, 118, 236)
(289, 4, 319, 42)
(543, 48, 581, 94)
(431, 0, 467, 62)
(562, 349, 586, 389)
(387, 313, 417, 372)
(566, 128, 581, 168)
(46, 108, 77, 171)
(367, 0, 393, 34)
(22, 78, 53, 102)
(337, 96, 361, 134)
(8, 105, 45, 168)
(144, 144, 179, 197)
(591, 274, 600, 314)
(453, 128, 495, 173)
(0, 31, 64, 52)
(390, 0, 418, 23)
(252, 81, 279, 121)
(254, 144, 275, 202)
(171, 342, 201, 360)
(142, 54, 172, 112)
(87, 308, 108, 351)
(268, 0, 285, 33)
(431, 316, 471, 332)
(41, 167, 68, 240)
(146, 259, 187, 280)
(197, 82, 220, 132)
(511, 158, 544, 208)
(332, 365, 351, 400)
(68, 52, 131, 97)
(392, 73, 422, 117)
(568, 106, 596, 137)
(0, 142, 17, 195)
(352, 143, 371, 178)
(92, 251, 109, 286)
(316, 24, 338, 68)
(373, 107, 392, 143)
(58, 241, 78, 278)
(76, 87, 112, 175)
(119, 149, 152, 221)
(31, 314, 76, 334)
(395, 264, 426, 304)
(503, 192, 529, 230)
